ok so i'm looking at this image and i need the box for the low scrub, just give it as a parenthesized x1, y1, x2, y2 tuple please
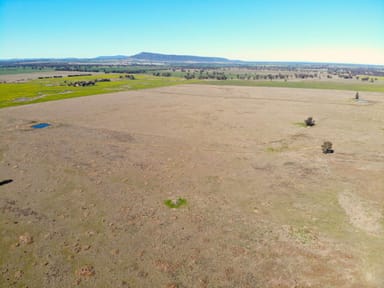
(164, 198, 187, 208)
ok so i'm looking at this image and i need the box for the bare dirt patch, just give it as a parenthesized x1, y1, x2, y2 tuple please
(338, 192, 383, 235)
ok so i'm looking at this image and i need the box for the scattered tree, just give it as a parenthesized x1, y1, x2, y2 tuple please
(161, 72, 172, 77)
(67, 80, 96, 87)
(304, 117, 315, 126)
(321, 141, 334, 154)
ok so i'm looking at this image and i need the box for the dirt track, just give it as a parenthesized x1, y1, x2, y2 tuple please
(1, 85, 383, 287)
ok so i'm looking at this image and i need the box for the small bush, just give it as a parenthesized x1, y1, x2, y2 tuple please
(164, 198, 187, 208)
(304, 117, 315, 127)
(321, 141, 334, 154)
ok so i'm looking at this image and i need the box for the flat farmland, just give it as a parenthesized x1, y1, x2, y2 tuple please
(0, 74, 190, 109)
(0, 85, 383, 287)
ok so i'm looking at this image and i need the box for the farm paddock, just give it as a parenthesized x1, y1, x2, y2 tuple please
(0, 85, 383, 287)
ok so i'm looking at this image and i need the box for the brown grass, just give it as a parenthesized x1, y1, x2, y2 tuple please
(0, 84, 383, 287)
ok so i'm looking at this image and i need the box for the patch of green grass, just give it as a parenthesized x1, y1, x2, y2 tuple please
(266, 144, 289, 153)
(164, 198, 187, 208)
(289, 226, 317, 244)
(266, 147, 276, 152)
(198, 79, 384, 93)
(0, 67, 54, 75)
(0, 74, 192, 108)
(294, 189, 349, 239)
(293, 122, 307, 127)
(357, 75, 384, 81)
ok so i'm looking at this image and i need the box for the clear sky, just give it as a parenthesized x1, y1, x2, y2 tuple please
(0, 0, 383, 64)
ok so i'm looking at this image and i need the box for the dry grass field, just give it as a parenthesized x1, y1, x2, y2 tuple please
(0, 84, 383, 287)
(0, 71, 100, 83)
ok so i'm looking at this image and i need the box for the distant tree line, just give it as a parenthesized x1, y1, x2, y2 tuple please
(153, 72, 172, 77)
(65, 78, 112, 87)
(38, 75, 63, 79)
(119, 74, 135, 80)
(68, 74, 92, 77)
(66, 80, 96, 87)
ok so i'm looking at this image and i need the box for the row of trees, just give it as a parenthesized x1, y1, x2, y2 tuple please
(181, 72, 319, 81)
(119, 74, 135, 80)
(67, 80, 96, 87)
(38, 75, 63, 79)
(153, 72, 172, 77)
(184, 73, 227, 80)
(65, 78, 111, 87)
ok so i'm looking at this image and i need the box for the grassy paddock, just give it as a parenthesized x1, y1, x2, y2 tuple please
(0, 67, 55, 75)
(198, 79, 384, 93)
(0, 74, 192, 108)
(357, 75, 384, 80)
(2, 74, 384, 109)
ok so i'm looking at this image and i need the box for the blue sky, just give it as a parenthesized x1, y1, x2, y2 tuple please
(0, 0, 383, 64)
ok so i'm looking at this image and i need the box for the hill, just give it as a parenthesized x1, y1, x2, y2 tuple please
(128, 52, 236, 63)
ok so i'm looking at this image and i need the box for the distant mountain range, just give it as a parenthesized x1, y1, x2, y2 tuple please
(129, 52, 236, 63)
(94, 55, 129, 60)
(1, 52, 382, 67)
(86, 52, 240, 63)
(0, 52, 241, 64)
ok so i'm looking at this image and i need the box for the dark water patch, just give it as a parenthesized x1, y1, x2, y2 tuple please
(31, 123, 50, 129)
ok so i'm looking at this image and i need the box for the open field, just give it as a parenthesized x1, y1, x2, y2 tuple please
(0, 67, 55, 75)
(1, 71, 384, 109)
(0, 74, 190, 108)
(358, 75, 384, 81)
(0, 71, 101, 83)
(0, 84, 383, 287)
(200, 79, 384, 93)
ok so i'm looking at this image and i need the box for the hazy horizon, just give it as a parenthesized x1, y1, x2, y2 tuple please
(1, 0, 383, 65)
(2, 51, 384, 67)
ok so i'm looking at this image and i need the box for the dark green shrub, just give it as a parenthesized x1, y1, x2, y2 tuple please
(304, 117, 315, 126)
(321, 141, 334, 154)
(164, 198, 187, 208)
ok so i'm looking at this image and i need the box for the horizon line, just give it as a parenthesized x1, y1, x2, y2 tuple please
(0, 52, 383, 67)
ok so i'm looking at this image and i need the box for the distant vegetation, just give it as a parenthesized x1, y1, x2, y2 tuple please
(0, 74, 190, 108)
(1, 60, 384, 108)
(0, 66, 54, 75)
(1, 61, 384, 80)
(199, 80, 384, 93)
